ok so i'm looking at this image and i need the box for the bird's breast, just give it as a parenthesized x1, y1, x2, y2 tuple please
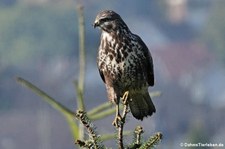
(98, 32, 146, 87)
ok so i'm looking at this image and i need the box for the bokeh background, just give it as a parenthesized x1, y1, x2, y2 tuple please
(1, 0, 225, 148)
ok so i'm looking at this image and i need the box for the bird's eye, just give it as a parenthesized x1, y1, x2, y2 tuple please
(100, 18, 111, 22)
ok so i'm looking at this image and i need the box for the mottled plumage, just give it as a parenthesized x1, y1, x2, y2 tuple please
(94, 10, 155, 120)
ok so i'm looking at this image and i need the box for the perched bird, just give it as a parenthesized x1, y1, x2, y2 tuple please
(93, 10, 155, 123)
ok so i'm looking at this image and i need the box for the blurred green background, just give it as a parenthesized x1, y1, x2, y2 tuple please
(0, 0, 225, 149)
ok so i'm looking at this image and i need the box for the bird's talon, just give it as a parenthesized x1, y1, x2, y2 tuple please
(112, 114, 122, 127)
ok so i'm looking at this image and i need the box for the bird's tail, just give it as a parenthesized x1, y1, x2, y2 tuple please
(128, 90, 156, 120)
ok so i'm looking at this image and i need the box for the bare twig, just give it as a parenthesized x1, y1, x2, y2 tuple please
(115, 91, 130, 149)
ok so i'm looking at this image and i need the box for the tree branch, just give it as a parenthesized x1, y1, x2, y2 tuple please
(116, 91, 130, 149)
(139, 132, 163, 149)
(75, 4, 86, 140)
(75, 110, 104, 149)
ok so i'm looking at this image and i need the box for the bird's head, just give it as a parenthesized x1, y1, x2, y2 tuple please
(93, 10, 129, 33)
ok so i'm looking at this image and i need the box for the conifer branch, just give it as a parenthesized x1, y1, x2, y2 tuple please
(128, 126, 144, 149)
(75, 110, 104, 149)
(139, 132, 163, 149)
(134, 126, 144, 146)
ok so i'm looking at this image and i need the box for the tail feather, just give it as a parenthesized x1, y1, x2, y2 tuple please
(128, 91, 156, 120)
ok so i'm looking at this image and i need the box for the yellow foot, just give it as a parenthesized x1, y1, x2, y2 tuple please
(122, 91, 129, 105)
(112, 113, 122, 128)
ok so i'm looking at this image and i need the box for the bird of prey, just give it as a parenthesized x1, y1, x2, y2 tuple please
(93, 10, 155, 124)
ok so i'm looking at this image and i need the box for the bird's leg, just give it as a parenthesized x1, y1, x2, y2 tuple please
(112, 103, 122, 128)
(112, 91, 129, 127)
(121, 91, 129, 105)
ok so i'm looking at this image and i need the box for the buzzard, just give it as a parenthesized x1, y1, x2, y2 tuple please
(94, 10, 155, 123)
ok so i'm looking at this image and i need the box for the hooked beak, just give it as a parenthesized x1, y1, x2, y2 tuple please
(93, 20, 99, 28)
